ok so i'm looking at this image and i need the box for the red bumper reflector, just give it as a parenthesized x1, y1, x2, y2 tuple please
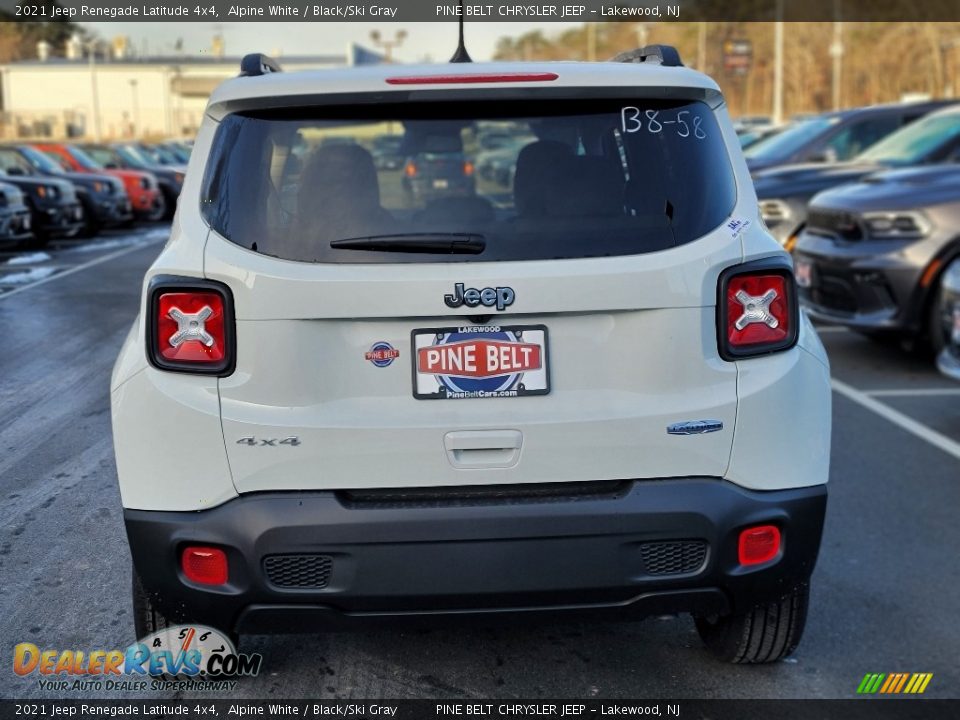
(738, 525, 781, 566)
(386, 72, 559, 85)
(181, 546, 228, 586)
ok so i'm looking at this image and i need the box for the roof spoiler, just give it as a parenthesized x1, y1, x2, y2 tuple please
(239, 53, 283, 77)
(611, 45, 683, 67)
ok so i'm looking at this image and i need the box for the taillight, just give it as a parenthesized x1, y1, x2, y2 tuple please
(404, 162, 417, 177)
(717, 259, 798, 360)
(147, 278, 234, 375)
(181, 546, 228, 586)
(463, 160, 475, 176)
(738, 525, 781, 566)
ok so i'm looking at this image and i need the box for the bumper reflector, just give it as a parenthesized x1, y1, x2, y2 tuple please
(738, 525, 781, 566)
(181, 546, 228, 586)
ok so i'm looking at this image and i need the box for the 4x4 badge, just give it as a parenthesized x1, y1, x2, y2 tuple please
(444, 283, 515, 312)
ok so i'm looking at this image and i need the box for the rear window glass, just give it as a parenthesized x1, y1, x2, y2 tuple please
(201, 99, 736, 263)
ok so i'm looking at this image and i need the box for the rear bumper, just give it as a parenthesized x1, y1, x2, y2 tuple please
(125, 478, 827, 634)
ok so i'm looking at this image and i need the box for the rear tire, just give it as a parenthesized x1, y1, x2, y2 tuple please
(695, 583, 809, 663)
(132, 568, 240, 648)
(132, 568, 171, 640)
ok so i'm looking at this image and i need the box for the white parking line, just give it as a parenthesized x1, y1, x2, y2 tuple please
(0, 239, 162, 302)
(832, 378, 960, 462)
(865, 388, 960, 398)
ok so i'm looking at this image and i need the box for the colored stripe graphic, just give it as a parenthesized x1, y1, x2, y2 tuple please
(857, 673, 932, 694)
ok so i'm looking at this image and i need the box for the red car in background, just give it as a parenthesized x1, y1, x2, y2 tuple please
(34, 143, 165, 221)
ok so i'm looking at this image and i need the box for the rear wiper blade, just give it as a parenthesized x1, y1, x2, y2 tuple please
(330, 233, 485, 254)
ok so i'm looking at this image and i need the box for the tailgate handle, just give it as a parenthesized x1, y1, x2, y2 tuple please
(443, 430, 522, 469)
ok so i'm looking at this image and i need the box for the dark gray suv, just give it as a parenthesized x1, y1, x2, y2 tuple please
(794, 165, 960, 352)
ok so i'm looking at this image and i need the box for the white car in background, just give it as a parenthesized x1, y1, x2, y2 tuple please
(111, 47, 831, 663)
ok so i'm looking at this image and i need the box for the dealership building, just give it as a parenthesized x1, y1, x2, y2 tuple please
(0, 38, 384, 140)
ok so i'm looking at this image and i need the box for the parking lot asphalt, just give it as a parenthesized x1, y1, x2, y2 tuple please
(0, 233, 957, 701)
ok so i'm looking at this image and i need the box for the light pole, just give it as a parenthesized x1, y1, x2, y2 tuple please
(829, 22, 844, 111)
(772, 0, 784, 125)
(87, 40, 102, 142)
(369, 30, 407, 63)
(129, 79, 140, 138)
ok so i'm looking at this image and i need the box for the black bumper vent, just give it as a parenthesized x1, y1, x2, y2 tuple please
(263, 554, 333, 589)
(639, 540, 708, 576)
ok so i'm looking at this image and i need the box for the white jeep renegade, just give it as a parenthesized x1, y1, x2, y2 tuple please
(111, 47, 831, 663)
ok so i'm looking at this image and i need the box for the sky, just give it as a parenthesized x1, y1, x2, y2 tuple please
(83, 21, 583, 63)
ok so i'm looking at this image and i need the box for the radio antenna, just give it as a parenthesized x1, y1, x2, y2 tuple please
(449, 0, 472, 63)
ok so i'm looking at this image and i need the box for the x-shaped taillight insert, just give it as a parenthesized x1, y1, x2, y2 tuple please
(733, 288, 780, 331)
(167, 305, 215, 348)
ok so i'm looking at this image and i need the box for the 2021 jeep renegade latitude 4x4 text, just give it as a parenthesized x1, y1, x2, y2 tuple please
(111, 47, 831, 663)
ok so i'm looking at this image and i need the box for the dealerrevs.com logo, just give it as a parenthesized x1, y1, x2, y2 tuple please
(13, 625, 262, 692)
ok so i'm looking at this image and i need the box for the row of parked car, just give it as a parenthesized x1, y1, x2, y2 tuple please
(0, 140, 191, 250)
(734, 101, 960, 383)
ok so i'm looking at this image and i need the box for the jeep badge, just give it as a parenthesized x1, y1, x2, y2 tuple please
(444, 283, 515, 312)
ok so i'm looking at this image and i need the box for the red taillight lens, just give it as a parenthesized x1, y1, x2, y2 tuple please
(404, 162, 417, 177)
(181, 546, 228, 586)
(157, 292, 225, 364)
(718, 262, 798, 360)
(463, 160, 475, 176)
(738, 525, 781, 566)
(148, 280, 234, 375)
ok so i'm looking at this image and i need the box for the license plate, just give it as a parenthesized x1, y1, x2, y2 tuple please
(795, 258, 814, 288)
(432, 179, 449, 189)
(412, 325, 550, 400)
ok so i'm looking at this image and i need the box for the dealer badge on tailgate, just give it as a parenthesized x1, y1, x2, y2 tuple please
(412, 325, 550, 400)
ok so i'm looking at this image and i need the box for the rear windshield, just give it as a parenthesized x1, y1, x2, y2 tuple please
(201, 99, 736, 263)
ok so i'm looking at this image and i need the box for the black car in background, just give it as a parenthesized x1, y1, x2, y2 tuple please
(81, 144, 184, 221)
(0, 181, 33, 250)
(745, 100, 952, 173)
(1, 145, 132, 235)
(402, 151, 476, 205)
(936, 258, 960, 380)
(794, 165, 960, 353)
(755, 104, 960, 248)
(0, 155, 83, 246)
